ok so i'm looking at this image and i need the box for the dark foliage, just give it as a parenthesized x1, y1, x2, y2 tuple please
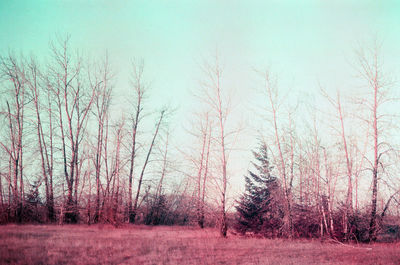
(234, 143, 284, 237)
(292, 204, 320, 238)
(346, 210, 371, 242)
(22, 181, 44, 223)
(137, 193, 194, 226)
(64, 204, 79, 224)
(145, 194, 168, 225)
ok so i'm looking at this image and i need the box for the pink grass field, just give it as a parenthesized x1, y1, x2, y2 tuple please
(0, 224, 399, 264)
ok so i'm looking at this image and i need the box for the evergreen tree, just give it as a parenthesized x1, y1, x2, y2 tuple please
(235, 142, 284, 237)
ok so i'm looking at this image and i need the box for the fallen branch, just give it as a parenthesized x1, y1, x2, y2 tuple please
(327, 238, 372, 251)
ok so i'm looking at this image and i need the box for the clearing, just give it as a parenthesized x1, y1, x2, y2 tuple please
(0, 224, 399, 264)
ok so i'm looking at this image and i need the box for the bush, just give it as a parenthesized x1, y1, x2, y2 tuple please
(292, 204, 320, 238)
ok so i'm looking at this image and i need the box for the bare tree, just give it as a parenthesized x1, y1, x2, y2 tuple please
(130, 109, 166, 223)
(111, 117, 125, 224)
(355, 42, 394, 242)
(155, 131, 170, 200)
(91, 55, 113, 223)
(320, 89, 353, 238)
(0, 53, 27, 222)
(198, 54, 235, 237)
(263, 71, 294, 238)
(193, 112, 212, 228)
(128, 60, 146, 223)
(309, 117, 337, 239)
(48, 35, 96, 223)
(25, 56, 56, 222)
(112, 117, 125, 222)
(199, 120, 212, 228)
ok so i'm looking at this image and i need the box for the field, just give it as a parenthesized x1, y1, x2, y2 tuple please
(0, 225, 399, 264)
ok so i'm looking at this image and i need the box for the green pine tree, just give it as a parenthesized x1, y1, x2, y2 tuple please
(235, 142, 284, 237)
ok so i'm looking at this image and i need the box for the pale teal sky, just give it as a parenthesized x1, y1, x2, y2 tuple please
(1, 0, 400, 198)
(2, 0, 399, 101)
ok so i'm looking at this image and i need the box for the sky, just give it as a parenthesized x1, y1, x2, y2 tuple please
(1, 0, 400, 199)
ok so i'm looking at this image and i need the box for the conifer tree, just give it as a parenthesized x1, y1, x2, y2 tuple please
(235, 143, 283, 237)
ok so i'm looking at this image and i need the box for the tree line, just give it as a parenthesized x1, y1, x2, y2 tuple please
(235, 43, 400, 242)
(0, 36, 399, 243)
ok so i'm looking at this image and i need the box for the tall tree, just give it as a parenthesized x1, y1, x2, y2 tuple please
(235, 143, 283, 237)
(355, 43, 393, 242)
(25, 56, 55, 222)
(48, 35, 96, 223)
(130, 109, 165, 223)
(111, 118, 125, 224)
(198, 116, 212, 229)
(128, 60, 146, 223)
(0, 53, 27, 222)
(199, 54, 234, 237)
(91, 55, 113, 223)
(189, 112, 213, 229)
(264, 70, 294, 238)
(321, 88, 368, 239)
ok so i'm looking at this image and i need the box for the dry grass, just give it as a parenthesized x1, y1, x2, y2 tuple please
(0, 224, 399, 264)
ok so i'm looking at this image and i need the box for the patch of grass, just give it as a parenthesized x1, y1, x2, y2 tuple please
(0, 224, 399, 264)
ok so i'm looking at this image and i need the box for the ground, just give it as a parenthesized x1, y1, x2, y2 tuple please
(0, 224, 399, 264)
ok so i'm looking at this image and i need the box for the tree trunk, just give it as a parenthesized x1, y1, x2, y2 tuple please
(131, 110, 164, 223)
